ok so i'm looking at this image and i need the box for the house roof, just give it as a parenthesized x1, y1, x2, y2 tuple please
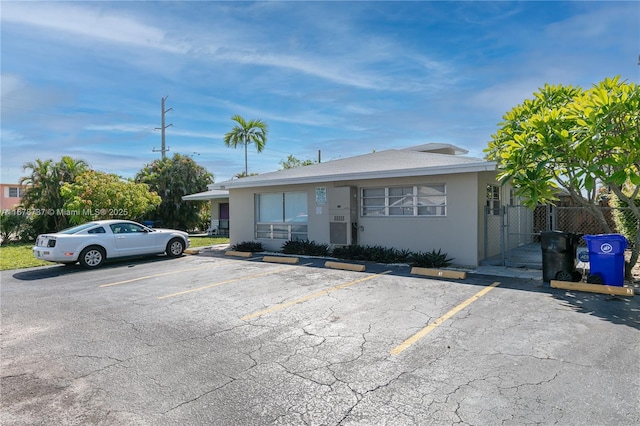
(212, 144, 496, 190)
(182, 189, 229, 201)
(401, 143, 469, 155)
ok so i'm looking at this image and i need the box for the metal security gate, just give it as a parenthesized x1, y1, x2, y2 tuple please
(483, 205, 550, 268)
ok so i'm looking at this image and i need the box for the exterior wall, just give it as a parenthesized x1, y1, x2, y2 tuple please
(351, 174, 481, 266)
(229, 183, 337, 251)
(208, 200, 220, 232)
(0, 184, 26, 210)
(229, 171, 503, 266)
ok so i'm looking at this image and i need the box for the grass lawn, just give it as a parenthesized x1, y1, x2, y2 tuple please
(0, 236, 229, 271)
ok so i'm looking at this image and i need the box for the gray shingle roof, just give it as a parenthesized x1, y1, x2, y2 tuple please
(214, 146, 495, 189)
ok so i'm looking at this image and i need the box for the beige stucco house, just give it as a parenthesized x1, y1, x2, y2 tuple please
(194, 144, 512, 267)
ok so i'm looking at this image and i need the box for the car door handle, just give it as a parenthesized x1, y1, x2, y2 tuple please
(117, 236, 126, 239)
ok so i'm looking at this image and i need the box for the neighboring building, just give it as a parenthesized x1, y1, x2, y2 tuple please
(193, 144, 516, 267)
(182, 189, 230, 236)
(0, 183, 27, 210)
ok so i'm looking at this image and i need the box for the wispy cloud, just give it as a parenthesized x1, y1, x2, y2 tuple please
(1, 1, 636, 185)
(1, 2, 186, 54)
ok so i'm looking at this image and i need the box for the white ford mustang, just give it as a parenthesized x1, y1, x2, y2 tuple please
(33, 220, 190, 268)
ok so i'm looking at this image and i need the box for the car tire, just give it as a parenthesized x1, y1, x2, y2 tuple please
(166, 238, 185, 258)
(79, 246, 105, 269)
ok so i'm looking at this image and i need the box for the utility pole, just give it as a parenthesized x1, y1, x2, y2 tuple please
(153, 96, 173, 159)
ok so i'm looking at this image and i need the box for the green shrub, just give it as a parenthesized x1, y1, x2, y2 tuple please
(409, 249, 454, 268)
(331, 244, 368, 261)
(331, 245, 416, 264)
(281, 240, 330, 256)
(0, 212, 31, 245)
(231, 241, 263, 252)
(610, 195, 639, 247)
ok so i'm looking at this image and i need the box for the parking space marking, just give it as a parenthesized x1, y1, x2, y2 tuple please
(390, 281, 501, 355)
(99, 262, 234, 288)
(156, 264, 312, 300)
(241, 270, 391, 321)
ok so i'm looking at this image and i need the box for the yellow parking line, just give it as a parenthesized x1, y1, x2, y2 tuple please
(242, 270, 391, 321)
(156, 264, 302, 300)
(99, 262, 238, 288)
(99, 264, 222, 288)
(390, 281, 501, 355)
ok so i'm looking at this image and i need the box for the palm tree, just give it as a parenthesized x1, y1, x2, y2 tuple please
(20, 156, 88, 232)
(223, 115, 268, 176)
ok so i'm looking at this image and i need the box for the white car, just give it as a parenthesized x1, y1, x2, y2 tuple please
(33, 220, 190, 268)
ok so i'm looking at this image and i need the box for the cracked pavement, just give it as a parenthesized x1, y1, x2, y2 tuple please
(1, 255, 638, 425)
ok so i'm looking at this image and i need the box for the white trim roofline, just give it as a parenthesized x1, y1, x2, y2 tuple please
(182, 189, 229, 201)
(211, 147, 497, 190)
(215, 161, 496, 189)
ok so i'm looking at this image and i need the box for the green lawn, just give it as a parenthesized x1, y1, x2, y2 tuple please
(188, 236, 230, 248)
(0, 236, 229, 271)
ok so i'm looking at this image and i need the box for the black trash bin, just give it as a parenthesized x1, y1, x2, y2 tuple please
(540, 231, 580, 282)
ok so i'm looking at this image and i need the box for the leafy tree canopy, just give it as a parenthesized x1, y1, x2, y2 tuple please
(279, 154, 317, 170)
(60, 170, 161, 225)
(234, 171, 259, 179)
(485, 76, 640, 277)
(136, 153, 213, 231)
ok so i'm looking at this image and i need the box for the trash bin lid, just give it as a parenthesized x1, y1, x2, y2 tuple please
(540, 230, 579, 250)
(583, 234, 628, 254)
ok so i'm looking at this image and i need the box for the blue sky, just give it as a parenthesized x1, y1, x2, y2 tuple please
(2, 1, 638, 185)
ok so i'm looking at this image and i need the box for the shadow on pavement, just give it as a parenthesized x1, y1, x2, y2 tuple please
(11, 255, 185, 281)
(198, 246, 640, 331)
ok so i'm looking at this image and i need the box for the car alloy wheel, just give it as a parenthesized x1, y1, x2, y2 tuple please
(167, 238, 185, 257)
(79, 246, 105, 268)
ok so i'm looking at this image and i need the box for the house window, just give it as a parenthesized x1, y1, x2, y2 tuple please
(487, 184, 501, 215)
(255, 192, 308, 240)
(361, 185, 446, 217)
(8, 187, 22, 198)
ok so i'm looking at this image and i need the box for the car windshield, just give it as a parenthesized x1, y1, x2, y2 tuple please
(58, 222, 100, 235)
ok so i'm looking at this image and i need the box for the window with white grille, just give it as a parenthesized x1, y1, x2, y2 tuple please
(361, 185, 446, 217)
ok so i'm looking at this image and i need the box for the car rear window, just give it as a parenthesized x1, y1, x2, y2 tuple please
(59, 222, 100, 234)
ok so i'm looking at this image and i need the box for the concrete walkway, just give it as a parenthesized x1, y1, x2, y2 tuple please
(189, 244, 544, 281)
(468, 265, 542, 280)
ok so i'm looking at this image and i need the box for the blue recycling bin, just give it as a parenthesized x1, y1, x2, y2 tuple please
(583, 234, 628, 286)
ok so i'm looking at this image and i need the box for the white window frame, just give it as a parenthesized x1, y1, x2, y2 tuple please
(7, 187, 22, 198)
(361, 184, 447, 217)
(255, 192, 308, 240)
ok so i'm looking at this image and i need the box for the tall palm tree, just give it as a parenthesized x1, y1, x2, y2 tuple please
(223, 115, 268, 176)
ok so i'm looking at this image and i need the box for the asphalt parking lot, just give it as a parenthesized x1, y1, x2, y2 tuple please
(1, 251, 639, 425)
